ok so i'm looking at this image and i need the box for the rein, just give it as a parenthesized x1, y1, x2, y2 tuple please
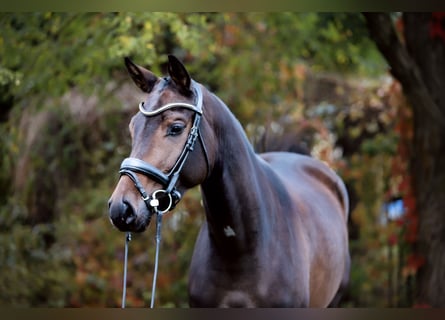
(119, 81, 207, 308)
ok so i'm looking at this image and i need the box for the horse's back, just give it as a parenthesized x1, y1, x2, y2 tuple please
(259, 151, 350, 307)
(259, 152, 348, 220)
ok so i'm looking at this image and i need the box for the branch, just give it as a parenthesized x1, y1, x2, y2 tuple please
(362, 12, 445, 125)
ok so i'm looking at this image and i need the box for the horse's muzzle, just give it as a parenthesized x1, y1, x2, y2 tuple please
(108, 198, 151, 232)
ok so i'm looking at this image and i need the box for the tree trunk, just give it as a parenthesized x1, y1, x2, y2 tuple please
(363, 12, 445, 307)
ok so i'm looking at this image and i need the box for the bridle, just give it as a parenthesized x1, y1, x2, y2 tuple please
(118, 80, 209, 308)
(120, 79, 207, 214)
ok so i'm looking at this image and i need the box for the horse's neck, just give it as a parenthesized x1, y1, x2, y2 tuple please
(200, 98, 271, 256)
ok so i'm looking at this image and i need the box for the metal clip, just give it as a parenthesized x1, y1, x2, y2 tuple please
(149, 198, 160, 207)
(150, 190, 173, 214)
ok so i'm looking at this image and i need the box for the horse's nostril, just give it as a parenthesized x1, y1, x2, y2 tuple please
(125, 215, 135, 224)
(109, 198, 137, 230)
(122, 200, 135, 223)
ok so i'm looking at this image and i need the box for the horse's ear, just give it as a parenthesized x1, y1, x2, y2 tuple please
(124, 57, 158, 93)
(168, 55, 192, 93)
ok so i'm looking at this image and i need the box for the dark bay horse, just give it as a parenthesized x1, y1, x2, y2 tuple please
(108, 55, 350, 307)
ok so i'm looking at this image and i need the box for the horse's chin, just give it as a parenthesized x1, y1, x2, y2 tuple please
(131, 218, 151, 233)
(110, 213, 152, 233)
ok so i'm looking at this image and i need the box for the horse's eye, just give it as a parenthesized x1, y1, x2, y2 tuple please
(167, 123, 186, 136)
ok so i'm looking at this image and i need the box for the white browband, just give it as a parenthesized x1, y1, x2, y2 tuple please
(139, 80, 203, 116)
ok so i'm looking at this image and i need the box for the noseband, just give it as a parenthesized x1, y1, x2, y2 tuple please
(118, 80, 208, 308)
(119, 80, 207, 214)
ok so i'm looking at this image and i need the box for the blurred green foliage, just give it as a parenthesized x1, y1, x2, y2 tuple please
(0, 12, 410, 307)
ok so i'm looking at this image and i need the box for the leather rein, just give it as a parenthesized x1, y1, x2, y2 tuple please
(119, 80, 208, 308)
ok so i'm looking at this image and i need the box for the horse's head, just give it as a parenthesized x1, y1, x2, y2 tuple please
(109, 55, 211, 232)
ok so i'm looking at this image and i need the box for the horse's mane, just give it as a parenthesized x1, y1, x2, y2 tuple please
(253, 124, 315, 156)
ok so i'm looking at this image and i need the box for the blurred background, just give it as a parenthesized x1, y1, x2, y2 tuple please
(1, 12, 444, 307)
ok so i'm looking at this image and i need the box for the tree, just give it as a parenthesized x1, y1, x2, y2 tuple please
(363, 12, 445, 307)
